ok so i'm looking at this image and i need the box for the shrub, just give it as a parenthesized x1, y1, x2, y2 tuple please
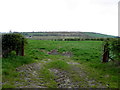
(2, 33, 27, 57)
(103, 38, 120, 64)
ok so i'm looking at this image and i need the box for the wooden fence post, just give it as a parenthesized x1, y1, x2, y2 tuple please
(21, 38, 24, 56)
(102, 42, 109, 63)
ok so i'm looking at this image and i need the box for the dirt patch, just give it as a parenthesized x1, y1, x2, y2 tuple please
(62, 52, 73, 57)
(16, 63, 41, 72)
(48, 50, 59, 55)
(49, 69, 79, 88)
(67, 62, 80, 65)
(48, 49, 73, 57)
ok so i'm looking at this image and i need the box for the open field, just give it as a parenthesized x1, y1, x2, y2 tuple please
(2, 39, 119, 88)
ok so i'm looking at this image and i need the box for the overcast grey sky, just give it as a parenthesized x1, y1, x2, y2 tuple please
(0, 0, 119, 36)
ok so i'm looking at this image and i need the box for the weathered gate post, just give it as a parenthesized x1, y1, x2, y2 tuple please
(102, 41, 109, 63)
(21, 38, 24, 56)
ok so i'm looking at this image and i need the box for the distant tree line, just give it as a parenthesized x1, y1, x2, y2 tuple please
(53, 38, 108, 41)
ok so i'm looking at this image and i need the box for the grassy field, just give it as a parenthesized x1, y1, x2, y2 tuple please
(2, 39, 119, 88)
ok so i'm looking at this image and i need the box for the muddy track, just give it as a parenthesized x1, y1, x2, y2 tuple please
(50, 69, 75, 88)
(49, 62, 106, 88)
(3, 60, 106, 88)
(15, 63, 47, 88)
(70, 65, 106, 88)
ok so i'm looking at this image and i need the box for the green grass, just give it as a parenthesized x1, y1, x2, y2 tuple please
(2, 55, 34, 75)
(2, 52, 35, 86)
(39, 68, 57, 88)
(2, 39, 119, 88)
(79, 62, 119, 88)
(46, 60, 70, 70)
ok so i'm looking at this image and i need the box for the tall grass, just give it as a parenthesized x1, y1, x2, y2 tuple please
(2, 53, 34, 80)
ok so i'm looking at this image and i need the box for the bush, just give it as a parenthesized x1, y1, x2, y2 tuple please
(2, 33, 27, 57)
(103, 38, 120, 64)
(109, 38, 120, 61)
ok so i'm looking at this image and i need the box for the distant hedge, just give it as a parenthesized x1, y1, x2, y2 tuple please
(2, 33, 27, 57)
(53, 38, 106, 41)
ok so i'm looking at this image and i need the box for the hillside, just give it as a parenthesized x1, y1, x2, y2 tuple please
(83, 32, 115, 38)
(20, 32, 116, 38)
